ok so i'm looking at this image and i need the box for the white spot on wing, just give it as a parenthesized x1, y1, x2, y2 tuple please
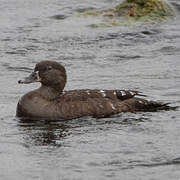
(138, 100, 143, 104)
(120, 91, 126, 96)
(113, 91, 116, 96)
(86, 90, 90, 95)
(130, 91, 135, 95)
(99, 104, 104, 108)
(100, 90, 106, 97)
(110, 102, 116, 110)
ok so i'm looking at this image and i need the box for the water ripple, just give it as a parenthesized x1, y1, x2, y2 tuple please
(2, 63, 32, 72)
(49, 14, 67, 20)
(136, 157, 180, 167)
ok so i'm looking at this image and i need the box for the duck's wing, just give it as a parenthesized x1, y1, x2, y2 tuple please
(115, 90, 147, 100)
(61, 89, 172, 112)
(58, 90, 172, 119)
(61, 89, 146, 102)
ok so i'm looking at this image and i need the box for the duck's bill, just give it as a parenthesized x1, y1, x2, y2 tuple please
(18, 71, 41, 84)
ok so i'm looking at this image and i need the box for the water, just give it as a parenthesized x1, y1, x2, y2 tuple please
(0, 0, 180, 179)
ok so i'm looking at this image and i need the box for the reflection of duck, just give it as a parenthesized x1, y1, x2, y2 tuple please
(18, 118, 70, 146)
(17, 61, 170, 120)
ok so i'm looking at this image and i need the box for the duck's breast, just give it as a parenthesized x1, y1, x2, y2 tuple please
(16, 91, 55, 118)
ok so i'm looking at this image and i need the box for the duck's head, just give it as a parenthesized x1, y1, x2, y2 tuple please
(18, 61, 67, 91)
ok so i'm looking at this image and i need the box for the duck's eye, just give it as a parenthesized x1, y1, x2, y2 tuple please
(47, 66, 52, 71)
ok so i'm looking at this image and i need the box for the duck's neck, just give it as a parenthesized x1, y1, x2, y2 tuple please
(37, 85, 63, 101)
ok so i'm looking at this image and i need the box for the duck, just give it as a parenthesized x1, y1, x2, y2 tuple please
(16, 60, 171, 120)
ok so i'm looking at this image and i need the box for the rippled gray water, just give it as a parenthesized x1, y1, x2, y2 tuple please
(1, 0, 180, 179)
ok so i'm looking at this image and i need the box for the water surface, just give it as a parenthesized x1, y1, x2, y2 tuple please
(0, 0, 180, 179)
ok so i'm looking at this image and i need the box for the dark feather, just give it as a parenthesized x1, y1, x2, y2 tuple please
(116, 90, 147, 100)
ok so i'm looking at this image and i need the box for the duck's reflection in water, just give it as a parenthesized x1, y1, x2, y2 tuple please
(18, 118, 72, 146)
(17, 113, 152, 147)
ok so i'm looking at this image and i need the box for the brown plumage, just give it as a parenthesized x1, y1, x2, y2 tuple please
(16, 61, 171, 120)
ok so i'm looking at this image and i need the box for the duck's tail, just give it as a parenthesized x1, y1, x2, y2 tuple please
(139, 100, 178, 112)
(114, 90, 177, 112)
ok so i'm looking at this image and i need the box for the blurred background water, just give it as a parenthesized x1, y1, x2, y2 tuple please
(0, 0, 180, 179)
